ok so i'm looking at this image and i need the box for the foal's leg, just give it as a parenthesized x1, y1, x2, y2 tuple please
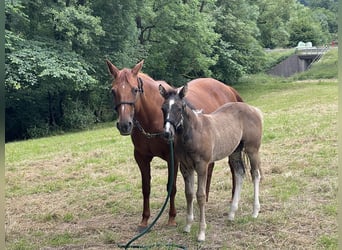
(205, 162, 214, 202)
(228, 152, 245, 221)
(167, 157, 179, 226)
(196, 164, 208, 242)
(180, 163, 195, 233)
(228, 158, 236, 201)
(247, 149, 262, 218)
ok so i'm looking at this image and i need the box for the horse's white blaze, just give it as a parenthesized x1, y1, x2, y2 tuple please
(165, 98, 175, 134)
(165, 122, 171, 134)
(120, 104, 126, 113)
(168, 98, 175, 112)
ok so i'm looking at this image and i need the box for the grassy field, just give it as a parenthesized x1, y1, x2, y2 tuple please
(5, 76, 338, 249)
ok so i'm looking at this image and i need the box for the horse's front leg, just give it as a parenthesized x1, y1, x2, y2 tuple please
(134, 150, 152, 229)
(167, 157, 179, 226)
(180, 163, 194, 233)
(196, 164, 208, 242)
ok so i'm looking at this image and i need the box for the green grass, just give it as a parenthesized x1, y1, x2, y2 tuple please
(5, 78, 337, 249)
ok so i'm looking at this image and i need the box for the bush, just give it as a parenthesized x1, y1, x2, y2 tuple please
(26, 123, 50, 139)
(61, 100, 95, 130)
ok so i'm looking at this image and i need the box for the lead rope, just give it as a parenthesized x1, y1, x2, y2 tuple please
(118, 139, 187, 249)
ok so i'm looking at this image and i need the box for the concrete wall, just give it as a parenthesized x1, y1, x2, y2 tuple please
(268, 55, 310, 77)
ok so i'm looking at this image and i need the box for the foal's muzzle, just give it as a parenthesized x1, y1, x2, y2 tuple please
(163, 121, 175, 140)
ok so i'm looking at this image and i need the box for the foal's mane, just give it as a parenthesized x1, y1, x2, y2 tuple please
(166, 88, 200, 113)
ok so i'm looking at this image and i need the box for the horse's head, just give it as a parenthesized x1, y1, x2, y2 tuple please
(106, 59, 144, 135)
(159, 84, 188, 140)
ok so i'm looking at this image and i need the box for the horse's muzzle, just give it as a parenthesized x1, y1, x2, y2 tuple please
(117, 121, 133, 135)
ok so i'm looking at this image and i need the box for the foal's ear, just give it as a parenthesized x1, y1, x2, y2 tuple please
(106, 59, 119, 78)
(159, 84, 168, 98)
(179, 84, 188, 99)
(132, 60, 144, 76)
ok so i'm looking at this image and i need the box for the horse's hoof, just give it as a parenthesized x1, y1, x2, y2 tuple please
(167, 219, 177, 227)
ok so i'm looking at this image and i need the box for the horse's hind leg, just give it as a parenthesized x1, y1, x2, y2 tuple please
(247, 149, 262, 218)
(180, 163, 195, 233)
(228, 150, 245, 221)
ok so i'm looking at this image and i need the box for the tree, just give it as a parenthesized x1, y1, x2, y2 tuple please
(287, 5, 327, 46)
(254, 0, 297, 48)
(136, 0, 220, 86)
(5, 0, 102, 141)
(210, 0, 266, 84)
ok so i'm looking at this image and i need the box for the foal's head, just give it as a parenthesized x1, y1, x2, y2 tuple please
(159, 84, 188, 140)
(106, 60, 144, 135)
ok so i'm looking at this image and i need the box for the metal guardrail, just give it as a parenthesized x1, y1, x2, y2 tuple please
(304, 46, 329, 69)
(295, 46, 328, 55)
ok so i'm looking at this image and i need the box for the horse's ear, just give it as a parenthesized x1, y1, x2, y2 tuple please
(179, 83, 188, 99)
(159, 84, 168, 98)
(106, 59, 119, 78)
(132, 60, 144, 76)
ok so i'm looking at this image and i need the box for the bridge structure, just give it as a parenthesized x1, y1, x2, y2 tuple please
(268, 46, 329, 77)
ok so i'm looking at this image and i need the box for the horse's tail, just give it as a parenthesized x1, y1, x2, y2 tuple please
(241, 149, 250, 178)
(229, 86, 244, 102)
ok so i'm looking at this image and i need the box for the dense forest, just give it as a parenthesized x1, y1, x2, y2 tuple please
(5, 0, 337, 141)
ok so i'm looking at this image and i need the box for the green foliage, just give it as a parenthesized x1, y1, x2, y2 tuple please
(211, 0, 266, 83)
(5, 30, 98, 141)
(61, 100, 95, 130)
(51, 5, 105, 53)
(287, 5, 327, 46)
(5, 0, 338, 141)
(255, 0, 295, 48)
(142, 0, 219, 85)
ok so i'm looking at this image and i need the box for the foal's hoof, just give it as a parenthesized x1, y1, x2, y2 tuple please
(183, 225, 191, 233)
(197, 233, 206, 242)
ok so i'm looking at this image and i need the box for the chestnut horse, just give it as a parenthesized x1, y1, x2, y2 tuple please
(159, 84, 263, 241)
(106, 60, 243, 229)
